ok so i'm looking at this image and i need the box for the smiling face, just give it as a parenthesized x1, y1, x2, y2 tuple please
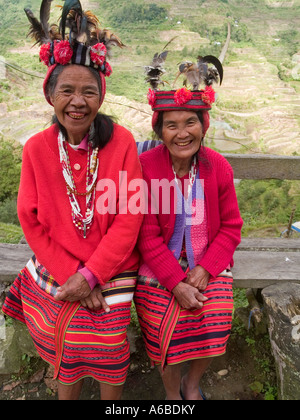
(49, 65, 101, 145)
(161, 110, 203, 174)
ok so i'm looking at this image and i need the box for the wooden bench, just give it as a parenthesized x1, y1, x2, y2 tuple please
(1, 153, 300, 288)
(1, 238, 299, 288)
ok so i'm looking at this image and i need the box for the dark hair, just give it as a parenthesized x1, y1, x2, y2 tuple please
(47, 65, 115, 150)
(153, 111, 205, 144)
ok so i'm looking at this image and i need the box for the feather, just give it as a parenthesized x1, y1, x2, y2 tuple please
(61, 0, 83, 40)
(199, 55, 223, 85)
(93, 28, 125, 57)
(145, 52, 168, 89)
(65, 9, 89, 43)
(49, 24, 62, 41)
(24, 8, 48, 45)
(145, 38, 177, 90)
(25, 0, 124, 57)
(40, 0, 53, 36)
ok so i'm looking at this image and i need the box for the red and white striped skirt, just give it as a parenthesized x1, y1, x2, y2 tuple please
(3, 256, 137, 386)
(134, 259, 234, 369)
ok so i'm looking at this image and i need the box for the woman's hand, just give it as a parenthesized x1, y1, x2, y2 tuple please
(55, 273, 91, 302)
(172, 282, 208, 310)
(186, 265, 210, 292)
(80, 286, 111, 312)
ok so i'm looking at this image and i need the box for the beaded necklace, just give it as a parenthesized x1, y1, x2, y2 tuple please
(172, 155, 198, 198)
(58, 130, 99, 238)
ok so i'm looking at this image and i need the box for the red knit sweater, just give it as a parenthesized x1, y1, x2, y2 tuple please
(138, 144, 243, 291)
(18, 124, 144, 286)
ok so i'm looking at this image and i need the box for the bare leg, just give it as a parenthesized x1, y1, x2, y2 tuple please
(100, 383, 124, 400)
(159, 364, 183, 400)
(181, 358, 213, 400)
(58, 379, 84, 400)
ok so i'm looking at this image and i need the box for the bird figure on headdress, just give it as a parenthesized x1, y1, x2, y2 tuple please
(175, 55, 223, 91)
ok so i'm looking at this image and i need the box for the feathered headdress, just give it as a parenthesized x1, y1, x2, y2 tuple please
(24, 0, 124, 76)
(145, 45, 223, 112)
(145, 45, 223, 136)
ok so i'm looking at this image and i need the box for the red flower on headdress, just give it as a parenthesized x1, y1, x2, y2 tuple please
(201, 86, 216, 105)
(39, 43, 51, 66)
(104, 62, 113, 77)
(147, 89, 156, 107)
(174, 87, 193, 106)
(90, 43, 107, 66)
(53, 41, 73, 65)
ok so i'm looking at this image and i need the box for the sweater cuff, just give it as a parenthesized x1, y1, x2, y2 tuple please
(78, 266, 99, 291)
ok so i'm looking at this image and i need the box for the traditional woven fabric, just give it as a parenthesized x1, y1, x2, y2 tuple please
(151, 90, 211, 112)
(3, 259, 137, 386)
(134, 259, 234, 367)
(136, 140, 163, 156)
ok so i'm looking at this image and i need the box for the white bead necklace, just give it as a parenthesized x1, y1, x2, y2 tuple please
(58, 131, 99, 238)
(172, 155, 198, 198)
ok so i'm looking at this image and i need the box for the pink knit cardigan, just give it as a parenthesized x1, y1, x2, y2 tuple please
(138, 144, 243, 292)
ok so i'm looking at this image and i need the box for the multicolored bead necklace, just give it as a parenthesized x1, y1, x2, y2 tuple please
(58, 131, 99, 238)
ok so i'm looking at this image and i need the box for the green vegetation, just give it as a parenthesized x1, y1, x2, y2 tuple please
(0, 138, 22, 202)
(0, 138, 23, 239)
(112, 3, 167, 25)
(236, 179, 300, 236)
(232, 288, 278, 400)
(0, 222, 23, 243)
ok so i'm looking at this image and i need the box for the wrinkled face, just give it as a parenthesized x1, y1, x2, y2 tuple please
(50, 65, 100, 144)
(162, 110, 203, 164)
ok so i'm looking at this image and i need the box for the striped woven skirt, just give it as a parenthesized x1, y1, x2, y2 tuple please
(134, 259, 234, 369)
(2, 256, 137, 386)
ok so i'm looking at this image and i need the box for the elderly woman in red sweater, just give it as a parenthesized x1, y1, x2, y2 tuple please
(3, 3, 143, 400)
(135, 81, 243, 399)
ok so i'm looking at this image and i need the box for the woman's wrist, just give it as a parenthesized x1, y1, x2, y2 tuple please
(78, 266, 99, 291)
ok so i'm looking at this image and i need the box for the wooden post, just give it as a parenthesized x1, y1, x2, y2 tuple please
(262, 283, 300, 400)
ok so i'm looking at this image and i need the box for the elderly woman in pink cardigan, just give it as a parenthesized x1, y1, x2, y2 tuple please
(135, 87, 243, 400)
